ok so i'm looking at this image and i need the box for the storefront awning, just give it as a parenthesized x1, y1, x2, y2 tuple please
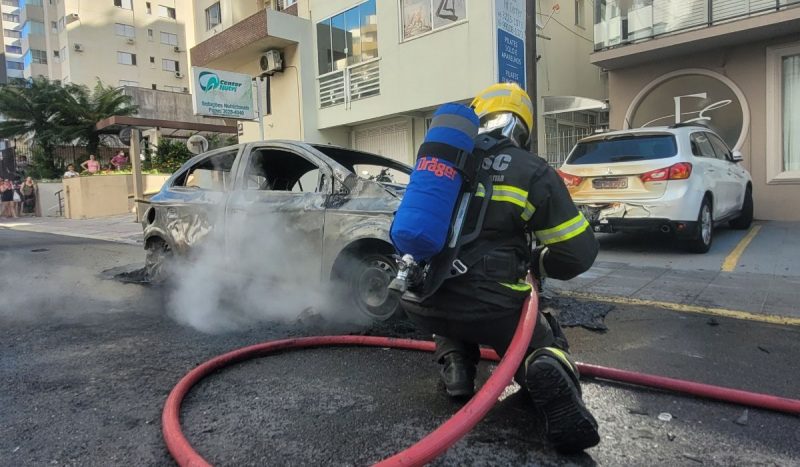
(542, 96, 608, 115)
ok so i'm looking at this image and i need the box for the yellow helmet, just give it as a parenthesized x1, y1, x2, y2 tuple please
(471, 83, 534, 135)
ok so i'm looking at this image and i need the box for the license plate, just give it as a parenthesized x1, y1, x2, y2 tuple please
(592, 177, 628, 189)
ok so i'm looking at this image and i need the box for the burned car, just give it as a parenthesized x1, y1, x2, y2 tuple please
(141, 140, 411, 320)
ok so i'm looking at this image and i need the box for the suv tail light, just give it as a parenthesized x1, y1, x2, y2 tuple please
(640, 162, 692, 183)
(558, 170, 584, 188)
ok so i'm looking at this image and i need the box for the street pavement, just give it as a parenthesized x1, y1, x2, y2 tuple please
(1, 230, 799, 466)
(549, 222, 800, 323)
(0, 214, 143, 245)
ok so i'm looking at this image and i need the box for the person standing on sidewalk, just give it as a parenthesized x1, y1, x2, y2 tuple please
(20, 177, 37, 216)
(0, 179, 18, 218)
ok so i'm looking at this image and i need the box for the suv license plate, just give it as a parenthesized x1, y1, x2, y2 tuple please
(592, 177, 628, 189)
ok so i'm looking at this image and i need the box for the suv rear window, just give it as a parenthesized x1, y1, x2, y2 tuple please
(566, 135, 678, 165)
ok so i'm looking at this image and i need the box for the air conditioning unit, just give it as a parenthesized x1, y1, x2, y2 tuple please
(173, 46, 180, 53)
(73, 43, 84, 52)
(259, 49, 283, 75)
(174, 71, 184, 79)
(67, 13, 80, 22)
(126, 38, 135, 45)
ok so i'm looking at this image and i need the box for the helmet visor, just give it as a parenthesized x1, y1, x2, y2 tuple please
(478, 112, 515, 134)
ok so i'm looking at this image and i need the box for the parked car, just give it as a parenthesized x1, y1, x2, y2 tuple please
(142, 140, 411, 320)
(558, 124, 753, 253)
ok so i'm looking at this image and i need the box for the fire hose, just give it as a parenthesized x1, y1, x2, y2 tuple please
(162, 290, 800, 467)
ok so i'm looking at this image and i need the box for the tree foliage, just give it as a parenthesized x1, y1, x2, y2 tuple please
(150, 139, 194, 174)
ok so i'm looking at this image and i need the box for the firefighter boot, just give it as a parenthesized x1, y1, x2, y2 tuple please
(524, 347, 600, 453)
(440, 352, 476, 398)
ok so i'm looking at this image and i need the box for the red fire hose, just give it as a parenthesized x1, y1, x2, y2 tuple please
(162, 289, 800, 467)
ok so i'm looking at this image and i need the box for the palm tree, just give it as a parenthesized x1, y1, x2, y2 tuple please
(0, 77, 66, 176)
(58, 80, 139, 154)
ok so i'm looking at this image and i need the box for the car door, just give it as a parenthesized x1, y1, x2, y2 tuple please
(707, 132, 747, 217)
(160, 147, 240, 252)
(689, 132, 727, 219)
(224, 143, 333, 282)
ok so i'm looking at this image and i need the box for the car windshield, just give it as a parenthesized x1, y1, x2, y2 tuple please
(566, 134, 678, 165)
(311, 145, 411, 184)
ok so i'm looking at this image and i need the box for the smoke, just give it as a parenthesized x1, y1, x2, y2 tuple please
(164, 206, 370, 334)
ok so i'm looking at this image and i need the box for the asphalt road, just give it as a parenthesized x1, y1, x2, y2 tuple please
(2, 230, 799, 466)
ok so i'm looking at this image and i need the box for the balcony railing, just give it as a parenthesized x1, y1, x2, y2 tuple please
(594, 0, 800, 51)
(318, 58, 380, 109)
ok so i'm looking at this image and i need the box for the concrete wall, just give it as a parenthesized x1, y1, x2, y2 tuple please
(606, 35, 800, 221)
(63, 174, 170, 219)
(37, 182, 64, 217)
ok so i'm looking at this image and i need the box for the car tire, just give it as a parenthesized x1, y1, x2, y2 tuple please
(686, 197, 713, 254)
(145, 238, 173, 283)
(729, 186, 753, 230)
(345, 252, 400, 321)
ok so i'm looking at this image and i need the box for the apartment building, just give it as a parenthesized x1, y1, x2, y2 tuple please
(188, 0, 606, 166)
(0, 0, 192, 92)
(591, 0, 800, 220)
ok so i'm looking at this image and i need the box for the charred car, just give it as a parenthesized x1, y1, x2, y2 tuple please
(141, 141, 411, 320)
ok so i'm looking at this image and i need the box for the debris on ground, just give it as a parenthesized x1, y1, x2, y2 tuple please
(706, 318, 720, 326)
(757, 345, 770, 354)
(682, 452, 704, 463)
(627, 407, 649, 416)
(543, 295, 614, 331)
(667, 432, 676, 441)
(102, 265, 151, 285)
(658, 412, 673, 422)
(734, 410, 749, 426)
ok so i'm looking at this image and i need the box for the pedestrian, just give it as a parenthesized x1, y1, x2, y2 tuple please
(20, 177, 37, 216)
(63, 164, 80, 178)
(111, 150, 128, 171)
(0, 179, 18, 218)
(81, 154, 101, 174)
(400, 83, 600, 453)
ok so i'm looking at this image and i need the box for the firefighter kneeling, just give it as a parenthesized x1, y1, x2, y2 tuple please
(397, 83, 600, 453)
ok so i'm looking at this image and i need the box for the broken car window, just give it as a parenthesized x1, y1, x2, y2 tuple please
(245, 149, 322, 193)
(177, 149, 237, 191)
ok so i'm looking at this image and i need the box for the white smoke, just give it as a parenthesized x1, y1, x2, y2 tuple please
(164, 207, 370, 333)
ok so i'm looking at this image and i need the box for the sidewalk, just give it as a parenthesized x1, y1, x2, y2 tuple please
(0, 214, 143, 245)
(549, 221, 800, 323)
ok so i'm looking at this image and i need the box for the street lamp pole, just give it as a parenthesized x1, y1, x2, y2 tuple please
(525, 0, 539, 155)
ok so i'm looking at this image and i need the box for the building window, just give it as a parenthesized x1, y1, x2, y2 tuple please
(163, 85, 183, 93)
(119, 79, 139, 87)
(146, 2, 151, 14)
(160, 31, 178, 46)
(158, 5, 176, 19)
(26, 49, 47, 64)
(150, 56, 155, 63)
(317, 0, 378, 75)
(7, 60, 23, 70)
(768, 44, 800, 182)
(2, 14, 20, 23)
(5, 45, 22, 54)
(50, 21, 58, 33)
(162, 58, 179, 72)
(147, 28, 153, 40)
(114, 23, 135, 38)
(152, 84, 157, 89)
(205, 2, 221, 30)
(2, 0, 19, 7)
(22, 20, 45, 38)
(114, 0, 133, 10)
(400, 0, 465, 41)
(53, 49, 60, 62)
(4, 28, 21, 39)
(117, 51, 137, 65)
(575, 0, 584, 27)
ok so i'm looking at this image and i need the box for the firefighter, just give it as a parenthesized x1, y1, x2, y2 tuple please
(401, 83, 600, 453)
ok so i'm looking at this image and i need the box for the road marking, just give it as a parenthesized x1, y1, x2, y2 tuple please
(721, 224, 762, 272)
(558, 290, 800, 327)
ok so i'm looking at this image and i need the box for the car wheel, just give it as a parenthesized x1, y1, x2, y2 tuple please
(729, 186, 753, 230)
(347, 252, 400, 321)
(145, 238, 173, 283)
(686, 197, 713, 254)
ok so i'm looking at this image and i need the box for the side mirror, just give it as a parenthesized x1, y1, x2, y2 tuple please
(731, 150, 744, 162)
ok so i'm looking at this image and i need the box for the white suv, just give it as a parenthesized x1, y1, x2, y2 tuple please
(558, 125, 753, 253)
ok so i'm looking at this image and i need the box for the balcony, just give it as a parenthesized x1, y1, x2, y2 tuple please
(318, 58, 380, 108)
(592, 0, 800, 69)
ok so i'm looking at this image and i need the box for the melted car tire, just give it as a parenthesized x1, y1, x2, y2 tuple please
(729, 186, 754, 230)
(686, 197, 713, 254)
(345, 252, 400, 321)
